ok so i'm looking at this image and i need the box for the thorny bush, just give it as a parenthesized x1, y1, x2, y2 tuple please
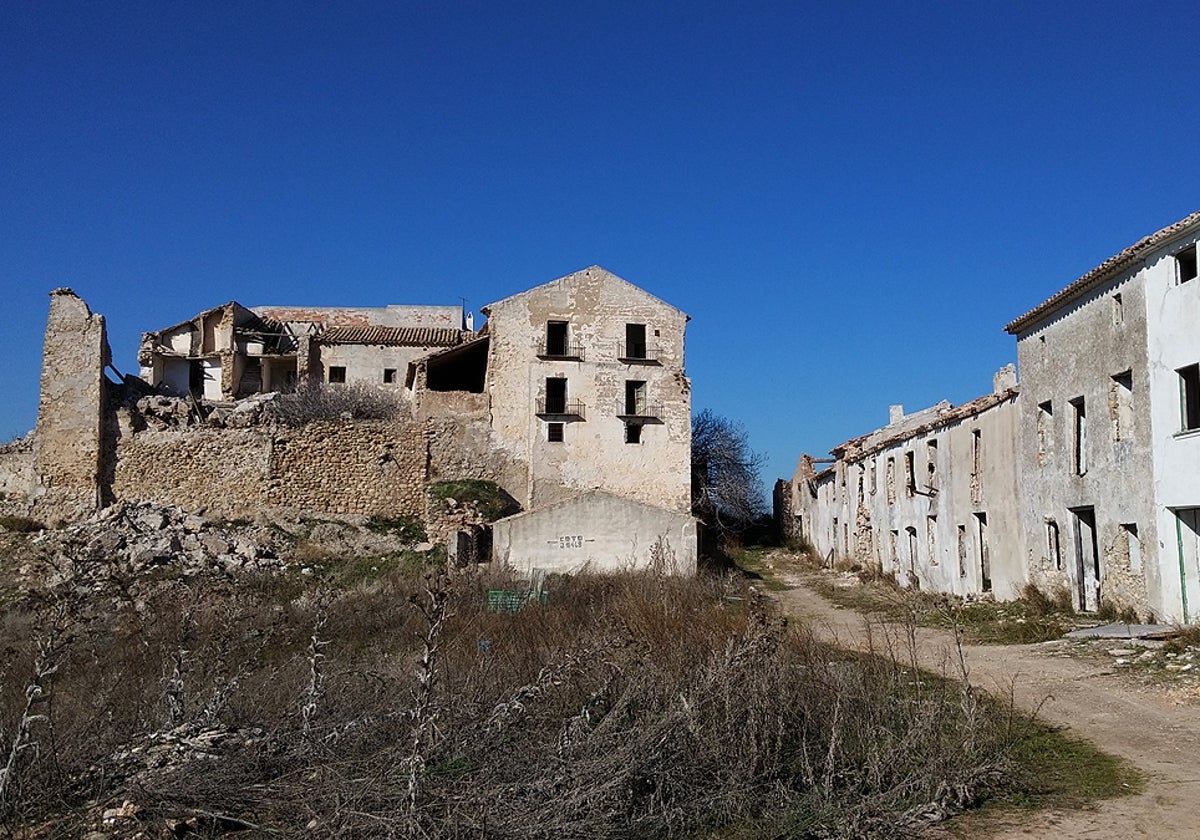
(0, 562, 1036, 839)
(268, 380, 401, 426)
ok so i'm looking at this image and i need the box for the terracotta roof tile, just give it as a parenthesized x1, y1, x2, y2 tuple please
(318, 326, 467, 346)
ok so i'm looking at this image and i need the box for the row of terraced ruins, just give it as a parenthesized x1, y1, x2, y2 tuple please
(3, 211, 1200, 624)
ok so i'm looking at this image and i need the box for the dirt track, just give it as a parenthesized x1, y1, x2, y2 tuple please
(774, 575, 1200, 840)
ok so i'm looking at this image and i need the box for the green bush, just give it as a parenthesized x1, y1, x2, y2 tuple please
(429, 479, 513, 521)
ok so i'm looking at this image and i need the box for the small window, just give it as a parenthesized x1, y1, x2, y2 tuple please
(625, 323, 647, 359)
(886, 457, 896, 504)
(1047, 519, 1062, 570)
(383, 368, 397, 384)
(1112, 293, 1123, 325)
(1070, 397, 1087, 475)
(904, 451, 915, 497)
(1036, 400, 1053, 466)
(926, 439, 938, 491)
(545, 321, 569, 356)
(971, 429, 982, 475)
(1176, 245, 1197, 284)
(1121, 523, 1140, 572)
(328, 366, 346, 384)
(927, 515, 938, 566)
(547, 422, 564, 442)
(1111, 371, 1133, 441)
(625, 422, 642, 444)
(1180, 364, 1200, 431)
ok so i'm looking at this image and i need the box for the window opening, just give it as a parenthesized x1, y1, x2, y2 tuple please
(545, 321, 569, 356)
(545, 377, 567, 414)
(383, 368, 397, 384)
(1179, 364, 1200, 431)
(927, 516, 938, 566)
(1070, 397, 1087, 475)
(624, 323, 647, 359)
(926, 439, 938, 491)
(1111, 371, 1133, 441)
(1112, 292, 1123, 325)
(547, 422, 564, 443)
(904, 451, 915, 497)
(886, 457, 896, 504)
(1047, 519, 1062, 570)
(1121, 523, 1140, 573)
(906, 526, 918, 575)
(625, 422, 642, 444)
(328, 366, 346, 384)
(1036, 400, 1053, 466)
(625, 380, 647, 415)
(1176, 245, 1198, 284)
(956, 525, 967, 578)
(975, 512, 991, 592)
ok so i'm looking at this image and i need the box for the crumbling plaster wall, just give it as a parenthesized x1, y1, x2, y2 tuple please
(484, 267, 692, 515)
(1015, 269, 1157, 617)
(0, 438, 36, 516)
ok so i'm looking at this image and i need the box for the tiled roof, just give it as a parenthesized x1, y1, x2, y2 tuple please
(1005, 209, 1200, 335)
(828, 389, 1017, 464)
(318, 326, 468, 346)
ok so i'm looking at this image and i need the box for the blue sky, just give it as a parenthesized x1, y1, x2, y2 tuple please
(3, 1, 1199, 490)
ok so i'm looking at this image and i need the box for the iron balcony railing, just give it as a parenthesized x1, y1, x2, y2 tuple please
(617, 342, 661, 363)
(536, 399, 586, 419)
(536, 341, 584, 360)
(617, 404, 662, 420)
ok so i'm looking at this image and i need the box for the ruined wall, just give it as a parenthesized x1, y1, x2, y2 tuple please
(0, 438, 36, 515)
(31, 289, 111, 523)
(110, 417, 431, 520)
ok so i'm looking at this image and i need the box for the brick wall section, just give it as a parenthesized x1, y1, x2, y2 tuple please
(32, 290, 110, 523)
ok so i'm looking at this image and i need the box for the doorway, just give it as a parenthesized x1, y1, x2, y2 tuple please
(1071, 507, 1100, 612)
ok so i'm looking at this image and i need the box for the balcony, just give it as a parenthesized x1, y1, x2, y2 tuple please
(537, 341, 584, 360)
(536, 399, 586, 419)
(617, 342, 661, 364)
(617, 404, 662, 421)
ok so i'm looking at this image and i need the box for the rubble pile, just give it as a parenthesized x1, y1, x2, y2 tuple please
(19, 500, 288, 595)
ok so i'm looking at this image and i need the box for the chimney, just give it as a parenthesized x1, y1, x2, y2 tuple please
(888, 404, 904, 425)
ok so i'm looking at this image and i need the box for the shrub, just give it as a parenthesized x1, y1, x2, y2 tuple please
(365, 516, 427, 543)
(429, 479, 514, 521)
(268, 381, 400, 427)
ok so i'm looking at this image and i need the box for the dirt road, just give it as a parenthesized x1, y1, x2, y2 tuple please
(774, 576, 1200, 839)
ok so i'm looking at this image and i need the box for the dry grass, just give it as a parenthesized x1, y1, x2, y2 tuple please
(0, 559, 1133, 839)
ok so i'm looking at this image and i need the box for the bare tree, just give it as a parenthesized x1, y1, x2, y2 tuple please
(691, 409, 766, 535)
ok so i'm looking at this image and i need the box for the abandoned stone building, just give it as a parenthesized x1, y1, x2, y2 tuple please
(778, 209, 1200, 623)
(1, 267, 697, 574)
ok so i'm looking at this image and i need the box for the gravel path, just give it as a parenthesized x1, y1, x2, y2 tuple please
(773, 575, 1200, 839)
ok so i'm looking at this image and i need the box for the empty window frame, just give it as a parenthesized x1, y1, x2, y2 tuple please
(545, 321, 569, 356)
(1176, 245, 1198, 284)
(904, 451, 915, 497)
(544, 377, 567, 414)
(624, 323, 647, 359)
(547, 422, 564, 442)
(926, 439, 938, 491)
(625, 380, 647, 415)
(886, 457, 896, 504)
(1070, 397, 1087, 475)
(1180, 364, 1200, 432)
(927, 515, 938, 566)
(1121, 523, 1141, 572)
(625, 422, 642, 444)
(869, 460, 877, 495)
(956, 525, 967, 578)
(383, 368, 397, 384)
(971, 429, 982, 476)
(328, 366, 347, 384)
(1036, 400, 1053, 466)
(1112, 292, 1123, 325)
(1047, 519, 1062, 570)
(975, 512, 991, 592)
(1110, 371, 1133, 441)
